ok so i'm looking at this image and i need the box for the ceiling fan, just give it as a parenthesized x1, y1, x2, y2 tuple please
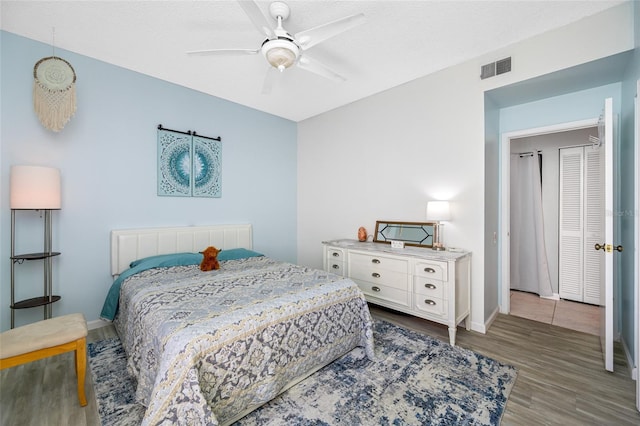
(187, 0, 365, 93)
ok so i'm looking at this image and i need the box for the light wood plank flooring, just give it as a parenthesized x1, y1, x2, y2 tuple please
(1, 307, 638, 425)
(510, 290, 601, 335)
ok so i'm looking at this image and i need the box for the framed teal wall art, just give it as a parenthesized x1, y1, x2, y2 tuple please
(157, 126, 222, 198)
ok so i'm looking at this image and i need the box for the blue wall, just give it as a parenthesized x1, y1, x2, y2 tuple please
(0, 32, 297, 330)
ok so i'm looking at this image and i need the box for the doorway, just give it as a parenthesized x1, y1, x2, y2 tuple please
(500, 118, 598, 313)
(508, 126, 602, 333)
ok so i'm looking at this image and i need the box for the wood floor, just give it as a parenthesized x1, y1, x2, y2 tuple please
(510, 290, 601, 335)
(1, 306, 638, 425)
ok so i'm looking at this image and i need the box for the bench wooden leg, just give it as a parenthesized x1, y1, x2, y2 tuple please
(1, 338, 88, 407)
(75, 337, 87, 407)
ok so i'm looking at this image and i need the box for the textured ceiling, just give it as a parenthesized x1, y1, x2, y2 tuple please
(1, 1, 625, 122)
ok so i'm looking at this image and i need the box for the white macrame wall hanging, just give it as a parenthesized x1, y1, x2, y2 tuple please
(33, 56, 77, 132)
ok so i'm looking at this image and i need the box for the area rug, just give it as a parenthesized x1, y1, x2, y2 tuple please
(89, 320, 517, 425)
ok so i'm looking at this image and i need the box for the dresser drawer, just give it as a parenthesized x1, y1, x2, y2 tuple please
(350, 263, 408, 291)
(414, 260, 447, 281)
(413, 276, 445, 299)
(349, 252, 408, 274)
(356, 281, 410, 307)
(326, 248, 346, 262)
(414, 296, 448, 317)
(327, 261, 345, 276)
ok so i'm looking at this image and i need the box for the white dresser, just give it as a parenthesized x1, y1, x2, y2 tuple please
(322, 239, 471, 346)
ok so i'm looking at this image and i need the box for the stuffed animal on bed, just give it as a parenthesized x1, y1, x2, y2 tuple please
(200, 246, 221, 271)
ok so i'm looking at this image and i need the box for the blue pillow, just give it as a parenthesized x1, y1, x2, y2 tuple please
(129, 252, 202, 268)
(217, 248, 263, 261)
(129, 249, 263, 269)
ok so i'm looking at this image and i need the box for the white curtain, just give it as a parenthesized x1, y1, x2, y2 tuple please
(510, 153, 553, 298)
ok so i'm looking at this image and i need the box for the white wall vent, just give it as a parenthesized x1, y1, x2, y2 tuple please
(480, 63, 495, 79)
(480, 57, 512, 79)
(496, 57, 512, 75)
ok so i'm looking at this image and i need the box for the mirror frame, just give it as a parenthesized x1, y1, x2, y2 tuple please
(373, 221, 436, 248)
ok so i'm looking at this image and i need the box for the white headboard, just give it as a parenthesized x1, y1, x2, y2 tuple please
(110, 224, 253, 276)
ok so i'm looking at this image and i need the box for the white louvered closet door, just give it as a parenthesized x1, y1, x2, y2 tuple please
(583, 146, 603, 305)
(559, 147, 584, 301)
(559, 146, 602, 303)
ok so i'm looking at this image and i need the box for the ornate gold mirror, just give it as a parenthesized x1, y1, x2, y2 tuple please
(373, 221, 435, 248)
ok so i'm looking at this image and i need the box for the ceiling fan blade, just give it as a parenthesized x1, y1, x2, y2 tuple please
(261, 67, 279, 95)
(294, 13, 365, 50)
(238, 0, 275, 39)
(297, 55, 346, 83)
(187, 48, 260, 56)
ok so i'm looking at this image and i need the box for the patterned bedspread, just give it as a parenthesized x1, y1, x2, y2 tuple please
(113, 256, 374, 425)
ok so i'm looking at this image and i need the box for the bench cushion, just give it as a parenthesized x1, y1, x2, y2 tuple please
(0, 313, 87, 359)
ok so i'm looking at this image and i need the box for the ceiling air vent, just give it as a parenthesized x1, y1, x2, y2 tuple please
(480, 56, 512, 79)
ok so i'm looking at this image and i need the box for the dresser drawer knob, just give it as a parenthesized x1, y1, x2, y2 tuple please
(332, 264, 340, 269)
(372, 286, 381, 292)
(371, 272, 380, 278)
(332, 252, 339, 257)
(424, 299, 436, 305)
(424, 283, 436, 289)
(424, 267, 436, 273)
(371, 258, 381, 264)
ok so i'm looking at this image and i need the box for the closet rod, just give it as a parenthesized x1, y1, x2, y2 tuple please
(514, 150, 542, 157)
(157, 124, 221, 141)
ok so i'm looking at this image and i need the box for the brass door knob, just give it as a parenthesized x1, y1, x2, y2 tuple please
(595, 243, 624, 252)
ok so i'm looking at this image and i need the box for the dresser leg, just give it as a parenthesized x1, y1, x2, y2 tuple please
(448, 327, 456, 346)
(464, 316, 471, 331)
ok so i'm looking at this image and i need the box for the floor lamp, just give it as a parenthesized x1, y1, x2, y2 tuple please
(10, 165, 62, 327)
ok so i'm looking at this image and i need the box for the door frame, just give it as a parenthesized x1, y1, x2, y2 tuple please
(634, 80, 639, 410)
(499, 118, 599, 314)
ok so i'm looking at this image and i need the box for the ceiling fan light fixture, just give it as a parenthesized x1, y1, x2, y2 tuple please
(262, 39, 299, 72)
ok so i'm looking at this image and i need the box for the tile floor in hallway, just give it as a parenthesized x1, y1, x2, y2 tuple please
(510, 290, 601, 335)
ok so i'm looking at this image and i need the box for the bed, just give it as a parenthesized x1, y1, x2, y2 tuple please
(101, 224, 375, 426)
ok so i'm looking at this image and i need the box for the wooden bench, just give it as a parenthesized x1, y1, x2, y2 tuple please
(0, 313, 88, 406)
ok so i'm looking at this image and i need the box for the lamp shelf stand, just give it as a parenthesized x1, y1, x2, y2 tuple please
(9, 209, 61, 328)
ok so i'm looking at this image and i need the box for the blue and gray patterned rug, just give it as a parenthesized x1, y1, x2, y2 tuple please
(89, 319, 517, 425)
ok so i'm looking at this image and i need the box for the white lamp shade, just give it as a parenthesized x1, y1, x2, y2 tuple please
(10, 165, 61, 209)
(426, 201, 450, 221)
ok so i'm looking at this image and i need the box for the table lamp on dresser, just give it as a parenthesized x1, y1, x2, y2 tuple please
(426, 200, 450, 251)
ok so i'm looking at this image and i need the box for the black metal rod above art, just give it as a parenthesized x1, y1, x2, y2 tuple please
(157, 124, 221, 141)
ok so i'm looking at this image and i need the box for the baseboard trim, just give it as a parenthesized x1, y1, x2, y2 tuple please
(484, 305, 500, 332)
(621, 335, 637, 380)
(471, 321, 486, 334)
(471, 306, 500, 335)
(540, 293, 560, 301)
(87, 319, 111, 331)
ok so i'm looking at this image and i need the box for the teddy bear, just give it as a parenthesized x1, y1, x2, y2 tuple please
(200, 246, 221, 271)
